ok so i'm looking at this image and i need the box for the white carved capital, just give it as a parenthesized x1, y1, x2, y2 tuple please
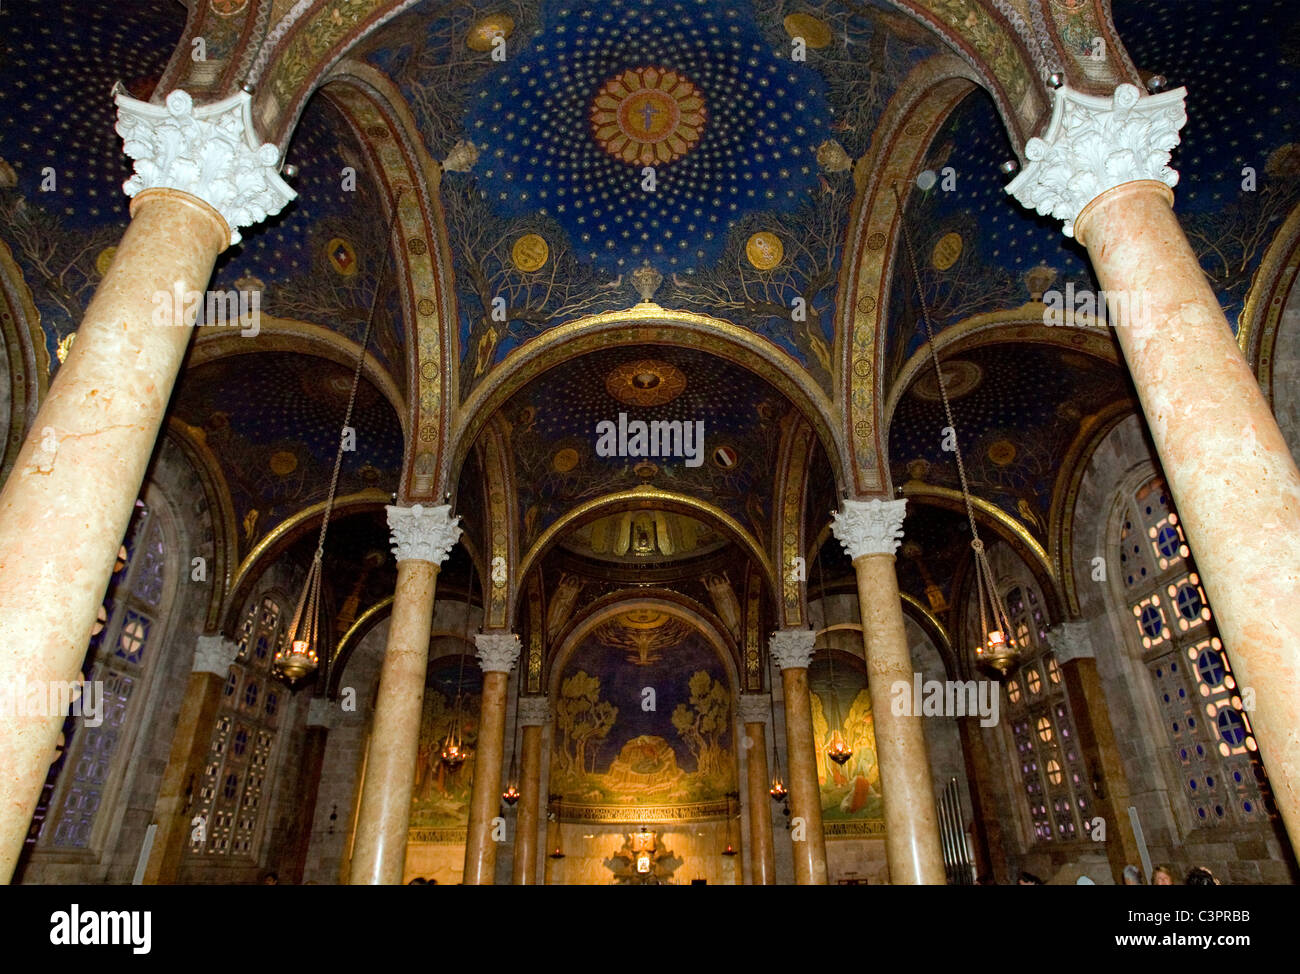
(769, 629, 816, 671)
(476, 632, 521, 673)
(192, 634, 239, 675)
(737, 694, 771, 724)
(114, 88, 296, 245)
(517, 696, 551, 726)
(1048, 620, 1095, 664)
(831, 498, 907, 559)
(386, 503, 461, 565)
(1005, 83, 1187, 237)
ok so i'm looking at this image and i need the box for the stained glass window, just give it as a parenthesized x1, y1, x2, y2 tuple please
(1000, 576, 1092, 847)
(34, 501, 166, 852)
(188, 596, 286, 859)
(1118, 477, 1273, 827)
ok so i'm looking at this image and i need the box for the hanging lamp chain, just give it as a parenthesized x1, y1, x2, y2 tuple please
(891, 183, 1015, 658)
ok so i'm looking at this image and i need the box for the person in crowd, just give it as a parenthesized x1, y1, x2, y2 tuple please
(1123, 864, 1144, 885)
(1018, 871, 1045, 885)
(1185, 866, 1219, 886)
(1151, 865, 1176, 886)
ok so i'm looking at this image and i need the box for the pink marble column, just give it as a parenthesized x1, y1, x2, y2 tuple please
(350, 504, 460, 885)
(511, 696, 549, 885)
(771, 630, 828, 885)
(738, 694, 776, 885)
(832, 498, 946, 884)
(462, 632, 520, 885)
(0, 88, 293, 882)
(1009, 83, 1300, 847)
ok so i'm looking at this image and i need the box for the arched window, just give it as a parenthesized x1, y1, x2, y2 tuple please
(1115, 477, 1273, 826)
(187, 595, 287, 858)
(1000, 580, 1093, 845)
(34, 499, 169, 851)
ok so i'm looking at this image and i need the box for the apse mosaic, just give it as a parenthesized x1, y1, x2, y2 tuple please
(809, 653, 883, 829)
(410, 654, 484, 831)
(551, 616, 735, 810)
(504, 344, 785, 549)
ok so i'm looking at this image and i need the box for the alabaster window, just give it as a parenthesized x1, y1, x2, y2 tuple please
(188, 595, 286, 858)
(34, 499, 168, 852)
(1001, 582, 1093, 845)
(1116, 477, 1273, 827)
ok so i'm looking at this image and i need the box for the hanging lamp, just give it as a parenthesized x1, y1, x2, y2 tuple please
(502, 672, 522, 806)
(441, 566, 476, 771)
(276, 202, 397, 682)
(894, 184, 1017, 677)
(816, 546, 853, 766)
(768, 690, 789, 802)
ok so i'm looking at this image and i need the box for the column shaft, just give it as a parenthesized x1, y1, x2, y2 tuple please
(349, 559, 438, 884)
(1076, 180, 1300, 845)
(0, 189, 227, 881)
(781, 667, 828, 885)
(744, 721, 776, 885)
(853, 553, 946, 884)
(512, 724, 543, 885)
(463, 669, 509, 885)
(143, 668, 226, 884)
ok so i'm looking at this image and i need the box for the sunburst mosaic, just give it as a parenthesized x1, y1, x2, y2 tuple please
(590, 66, 706, 167)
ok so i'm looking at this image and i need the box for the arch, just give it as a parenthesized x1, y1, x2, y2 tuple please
(517, 487, 779, 617)
(1240, 203, 1300, 408)
(548, 592, 741, 701)
(838, 56, 980, 496)
(319, 62, 456, 501)
(0, 235, 49, 481)
(163, 418, 240, 632)
(882, 308, 1122, 436)
(452, 307, 847, 494)
(902, 484, 1062, 624)
(188, 315, 407, 430)
(222, 487, 391, 633)
(773, 413, 816, 629)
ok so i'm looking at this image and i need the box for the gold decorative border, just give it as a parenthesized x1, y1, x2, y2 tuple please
(330, 594, 394, 682)
(452, 306, 848, 494)
(224, 487, 391, 630)
(548, 590, 739, 699)
(775, 414, 814, 628)
(898, 591, 953, 655)
(407, 827, 467, 844)
(838, 60, 978, 496)
(480, 416, 516, 629)
(744, 563, 764, 690)
(824, 820, 887, 837)
(555, 800, 732, 824)
(1239, 202, 1300, 404)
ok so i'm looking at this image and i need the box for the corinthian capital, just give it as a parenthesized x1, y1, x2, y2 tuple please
(1005, 83, 1187, 238)
(769, 629, 816, 671)
(831, 498, 907, 560)
(114, 88, 295, 245)
(737, 693, 771, 724)
(386, 503, 461, 565)
(476, 632, 521, 673)
(1048, 620, 1095, 663)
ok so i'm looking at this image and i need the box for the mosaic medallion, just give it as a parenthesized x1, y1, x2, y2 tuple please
(511, 233, 550, 272)
(466, 13, 514, 52)
(745, 231, 784, 270)
(590, 67, 706, 166)
(911, 359, 983, 402)
(605, 358, 687, 407)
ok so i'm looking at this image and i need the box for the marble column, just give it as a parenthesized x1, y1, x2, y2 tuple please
(738, 693, 776, 885)
(463, 632, 520, 885)
(0, 89, 292, 881)
(832, 498, 946, 884)
(282, 697, 337, 885)
(771, 630, 827, 885)
(350, 504, 460, 885)
(1009, 83, 1300, 846)
(1049, 621, 1142, 882)
(143, 634, 239, 884)
(511, 696, 549, 885)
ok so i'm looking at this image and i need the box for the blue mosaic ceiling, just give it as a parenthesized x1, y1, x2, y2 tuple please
(464, 0, 830, 272)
